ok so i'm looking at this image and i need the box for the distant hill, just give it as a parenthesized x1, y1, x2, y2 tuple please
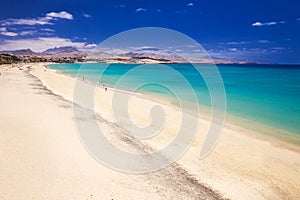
(121, 48, 253, 64)
(42, 46, 88, 57)
(121, 50, 214, 63)
(121, 48, 187, 63)
(0, 46, 88, 57)
(42, 46, 80, 55)
(0, 49, 36, 56)
(0, 46, 254, 64)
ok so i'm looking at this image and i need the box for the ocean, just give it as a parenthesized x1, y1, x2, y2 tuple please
(49, 63, 300, 141)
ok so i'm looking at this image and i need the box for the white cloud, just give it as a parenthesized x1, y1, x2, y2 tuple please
(0, 37, 96, 52)
(85, 43, 97, 49)
(1, 32, 18, 37)
(41, 28, 54, 32)
(229, 48, 238, 51)
(83, 13, 92, 18)
(46, 11, 73, 20)
(136, 8, 147, 12)
(226, 42, 239, 45)
(19, 30, 36, 36)
(257, 40, 270, 43)
(92, 47, 128, 55)
(187, 3, 194, 6)
(252, 21, 285, 27)
(252, 21, 274, 26)
(0, 27, 17, 37)
(270, 47, 285, 50)
(209, 46, 287, 62)
(0, 11, 73, 26)
(186, 44, 198, 48)
(1, 18, 52, 26)
(225, 41, 250, 45)
(297, 18, 300, 22)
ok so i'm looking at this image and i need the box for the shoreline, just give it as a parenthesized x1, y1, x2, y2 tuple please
(49, 63, 300, 152)
(2, 63, 300, 199)
(29, 63, 300, 199)
(0, 64, 225, 200)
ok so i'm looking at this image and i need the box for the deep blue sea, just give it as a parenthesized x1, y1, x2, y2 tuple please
(49, 63, 300, 139)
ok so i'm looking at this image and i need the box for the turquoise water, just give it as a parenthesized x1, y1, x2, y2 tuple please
(49, 63, 300, 136)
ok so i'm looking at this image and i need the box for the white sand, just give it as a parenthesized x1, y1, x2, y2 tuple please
(1, 63, 300, 199)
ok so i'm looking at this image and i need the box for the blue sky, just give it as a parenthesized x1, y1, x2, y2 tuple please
(0, 0, 299, 64)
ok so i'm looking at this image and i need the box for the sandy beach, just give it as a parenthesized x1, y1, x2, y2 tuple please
(1, 63, 300, 199)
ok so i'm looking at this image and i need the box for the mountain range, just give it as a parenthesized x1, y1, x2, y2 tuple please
(0, 46, 252, 64)
(0, 46, 86, 57)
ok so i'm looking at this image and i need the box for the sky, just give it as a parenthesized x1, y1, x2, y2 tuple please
(0, 0, 299, 64)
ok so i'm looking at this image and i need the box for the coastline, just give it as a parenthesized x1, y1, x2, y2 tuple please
(32, 63, 300, 198)
(1, 63, 300, 199)
(0, 63, 224, 200)
(50, 62, 300, 150)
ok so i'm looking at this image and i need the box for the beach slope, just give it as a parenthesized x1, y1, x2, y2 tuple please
(0, 65, 224, 199)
